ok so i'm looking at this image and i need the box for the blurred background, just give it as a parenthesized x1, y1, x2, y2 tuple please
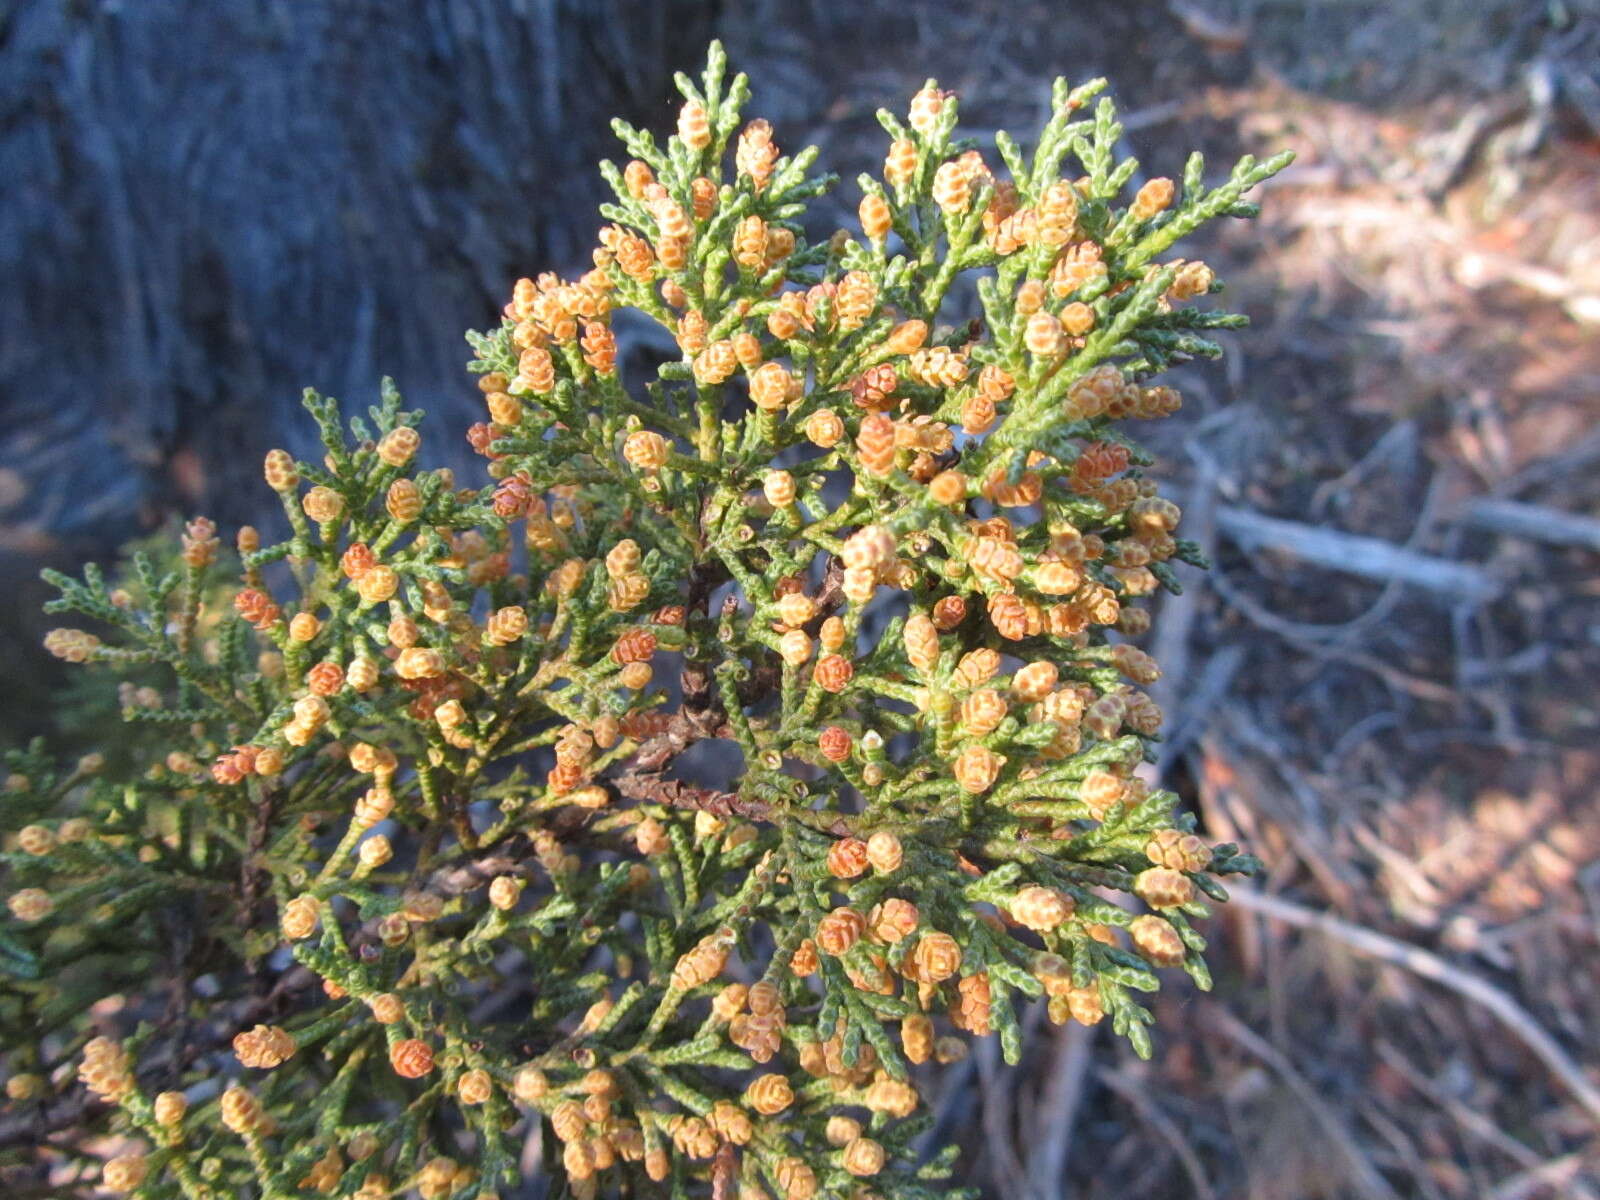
(3, 1, 1599, 1195)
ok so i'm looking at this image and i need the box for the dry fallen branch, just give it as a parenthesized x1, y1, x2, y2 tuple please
(1459, 497, 1600, 554)
(1497, 429, 1600, 497)
(1096, 1066, 1217, 1200)
(1488, 1155, 1596, 1200)
(1204, 1004, 1403, 1200)
(1213, 504, 1503, 604)
(1230, 888, 1600, 1128)
(1027, 1021, 1095, 1200)
(975, 1037, 1029, 1200)
(1373, 1039, 1600, 1200)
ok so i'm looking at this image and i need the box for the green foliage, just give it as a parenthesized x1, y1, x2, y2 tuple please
(3, 41, 1283, 1200)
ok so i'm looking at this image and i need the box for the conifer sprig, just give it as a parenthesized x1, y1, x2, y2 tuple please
(8, 42, 1287, 1199)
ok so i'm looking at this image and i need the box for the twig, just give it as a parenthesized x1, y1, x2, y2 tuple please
(1218, 707, 1361, 896)
(1205, 1004, 1404, 1200)
(1213, 504, 1502, 604)
(1096, 1067, 1217, 1200)
(1184, 464, 1459, 647)
(975, 1036, 1029, 1200)
(625, 712, 733, 772)
(1166, 0, 1250, 52)
(1157, 643, 1245, 776)
(1495, 429, 1600, 498)
(1418, 91, 1527, 197)
(1230, 888, 1600, 1128)
(712, 1142, 736, 1200)
(1372, 1039, 1598, 1196)
(427, 841, 531, 896)
(921, 1056, 978, 1166)
(1458, 498, 1600, 554)
(1349, 823, 1448, 914)
(1489, 1155, 1593, 1200)
(1027, 1020, 1094, 1200)
(608, 771, 854, 837)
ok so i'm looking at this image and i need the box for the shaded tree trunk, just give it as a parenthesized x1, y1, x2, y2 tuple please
(0, 0, 717, 736)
